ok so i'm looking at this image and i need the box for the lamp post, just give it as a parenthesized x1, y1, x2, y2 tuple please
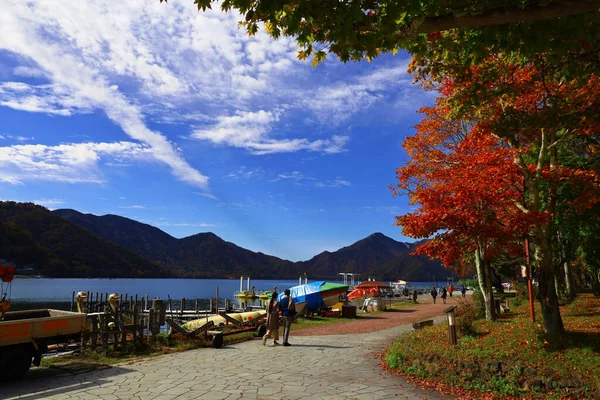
(444, 305, 458, 345)
(525, 238, 535, 323)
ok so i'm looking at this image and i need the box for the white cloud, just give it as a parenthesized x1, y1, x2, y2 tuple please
(13, 66, 47, 78)
(304, 63, 416, 125)
(0, 141, 152, 184)
(193, 110, 350, 155)
(0, 0, 421, 188)
(270, 171, 351, 189)
(32, 198, 65, 209)
(315, 179, 352, 188)
(172, 222, 216, 227)
(0, 2, 210, 190)
(224, 167, 264, 180)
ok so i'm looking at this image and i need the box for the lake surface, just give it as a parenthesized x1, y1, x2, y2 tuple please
(9, 278, 307, 302)
(6, 278, 436, 311)
(10, 278, 437, 301)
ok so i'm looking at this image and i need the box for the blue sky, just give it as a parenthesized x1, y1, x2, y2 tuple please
(0, 0, 434, 261)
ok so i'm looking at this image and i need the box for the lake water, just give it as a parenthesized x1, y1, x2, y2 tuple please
(4, 278, 436, 311)
(8, 278, 306, 302)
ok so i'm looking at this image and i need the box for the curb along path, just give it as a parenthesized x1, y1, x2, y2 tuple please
(1, 316, 451, 400)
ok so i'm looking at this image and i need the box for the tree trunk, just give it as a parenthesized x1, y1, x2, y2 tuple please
(531, 229, 565, 334)
(563, 260, 575, 300)
(475, 248, 496, 321)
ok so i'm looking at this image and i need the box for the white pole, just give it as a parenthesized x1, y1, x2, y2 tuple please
(240, 276, 243, 293)
(247, 276, 250, 291)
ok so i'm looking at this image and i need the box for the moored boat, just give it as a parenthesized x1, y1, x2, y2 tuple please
(258, 291, 272, 300)
(234, 290, 258, 299)
(182, 310, 266, 330)
(278, 281, 349, 314)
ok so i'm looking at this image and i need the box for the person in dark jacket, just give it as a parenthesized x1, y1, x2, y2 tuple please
(412, 289, 418, 303)
(440, 287, 448, 304)
(279, 289, 295, 346)
(430, 288, 438, 304)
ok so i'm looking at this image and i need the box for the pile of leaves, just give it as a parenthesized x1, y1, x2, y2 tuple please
(383, 294, 600, 399)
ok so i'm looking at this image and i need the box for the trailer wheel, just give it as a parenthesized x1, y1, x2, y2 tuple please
(211, 333, 224, 348)
(256, 324, 266, 337)
(0, 345, 32, 381)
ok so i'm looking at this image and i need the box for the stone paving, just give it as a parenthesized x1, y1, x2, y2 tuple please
(0, 316, 451, 400)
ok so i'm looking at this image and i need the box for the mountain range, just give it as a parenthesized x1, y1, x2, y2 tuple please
(1, 201, 452, 280)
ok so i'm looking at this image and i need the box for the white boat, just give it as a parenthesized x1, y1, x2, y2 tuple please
(390, 280, 410, 296)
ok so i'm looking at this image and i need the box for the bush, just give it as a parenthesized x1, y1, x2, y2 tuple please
(471, 287, 486, 319)
(454, 297, 480, 336)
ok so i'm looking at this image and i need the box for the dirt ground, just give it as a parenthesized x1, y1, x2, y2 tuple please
(293, 294, 467, 336)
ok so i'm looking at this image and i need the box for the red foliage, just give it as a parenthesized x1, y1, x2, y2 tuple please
(393, 95, 534, 269)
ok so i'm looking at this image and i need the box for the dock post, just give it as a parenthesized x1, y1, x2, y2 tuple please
(71, 291, 75, 312)
(181, 298, 185, 317)
(216, 287, 219, 316)
(195, 298, 199, 317)
(209, 297, 214, 313)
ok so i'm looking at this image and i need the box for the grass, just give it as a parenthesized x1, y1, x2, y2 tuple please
(383, 293, 600, 399)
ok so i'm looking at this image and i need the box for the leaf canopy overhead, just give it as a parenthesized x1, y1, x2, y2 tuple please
(163, 0, 600, 65)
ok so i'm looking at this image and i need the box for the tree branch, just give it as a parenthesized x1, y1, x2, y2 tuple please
(406, 0, 600, 35)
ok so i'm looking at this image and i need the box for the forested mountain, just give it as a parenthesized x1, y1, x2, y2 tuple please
(53, 209, 296, 278)
(53, 209, 178, 263)
(0, 202, 165, 278)
(297, 233, 451, 281)
(53, 209, 450, 280)
(2, 203, 450, 280)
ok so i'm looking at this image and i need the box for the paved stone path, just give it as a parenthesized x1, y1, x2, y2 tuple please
(0, 316, 451, 400)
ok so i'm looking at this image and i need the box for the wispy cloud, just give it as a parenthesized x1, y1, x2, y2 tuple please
(270, 171, 351, 189)
(32, 198, 65, 209)
(223, 167, 265, 180)
(0, 2, 210, 190)
(315, 179, 352, 188)
(0, 141, 152, 185)
(0, 132, 35, 142)
(192, 110, 349, 155)
(0, 1, 420, 194)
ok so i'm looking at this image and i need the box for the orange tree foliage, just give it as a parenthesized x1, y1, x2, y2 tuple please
(402, 57, 600, 333)
(392, 100, 537, 274)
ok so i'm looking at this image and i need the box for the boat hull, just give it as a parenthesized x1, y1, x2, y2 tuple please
(182, 310, 266, 330)
(278, 281, 349, 312)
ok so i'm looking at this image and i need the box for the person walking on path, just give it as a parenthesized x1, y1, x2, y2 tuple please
(430, 287, 438, 304)
(262, 291, 280, 346)
(448, 285, 453, 297)
(412, 289, 418, 303)
(440, 287, 448, 304)
(279, 288, 295, 346)
(461, 285, 467, 298)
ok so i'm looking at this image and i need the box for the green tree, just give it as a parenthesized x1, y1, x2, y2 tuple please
(164, 0, 600, 65)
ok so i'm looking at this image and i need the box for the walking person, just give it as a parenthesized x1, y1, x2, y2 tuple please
(460, 285, 467, 298)
(448, 285, 453, 297)
(262, 291, 280, 346)
(430, 287, 438, 304)
(279, 289, 296, 346)
(412, 289, 418, 303)
(440, 287, 448, 304)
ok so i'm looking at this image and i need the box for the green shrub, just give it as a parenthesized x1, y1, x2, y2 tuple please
(471, 287, 486, 319)
(455, 297, 480, 336)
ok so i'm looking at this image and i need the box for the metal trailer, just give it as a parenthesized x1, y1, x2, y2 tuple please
(0, 309, 86, 380)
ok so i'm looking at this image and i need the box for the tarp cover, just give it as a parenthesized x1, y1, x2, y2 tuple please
(278, 281, 348, 310)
